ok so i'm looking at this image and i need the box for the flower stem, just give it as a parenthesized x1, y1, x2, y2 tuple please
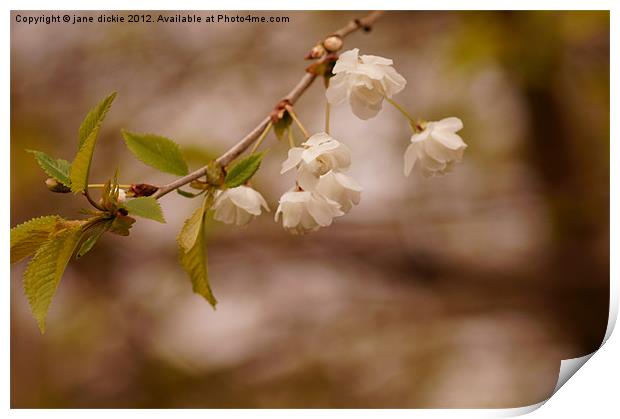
(385, 97, 416, 123)
(83, 190, 105, 211)
(250, 120, 273, 154)
(288, 126, 296, 148)
(286, 105, 310, 139)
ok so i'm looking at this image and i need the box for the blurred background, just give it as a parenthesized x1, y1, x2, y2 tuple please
(10, 11, 609, 408)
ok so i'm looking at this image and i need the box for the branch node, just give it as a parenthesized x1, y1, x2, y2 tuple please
(271, 99, 292, 123)
(354, 18, 372, 32)
(129, 183, 159, 197)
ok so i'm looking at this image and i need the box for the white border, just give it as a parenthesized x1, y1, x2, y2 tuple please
(3, 1, 617, 417)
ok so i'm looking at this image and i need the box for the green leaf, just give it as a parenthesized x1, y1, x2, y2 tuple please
(78, 91, 117, 149)
(109, 215, 136, 236)
(100, 169, 122, 212)
(177, 188, 205, 198)
(70, 133, 97, 193)
(76, 220, 113, 259)
(27, 150, 71, 186)
(11, 216, 61, 264)
(224, 152, 264, 188)
(122, 197, 166, 223)
(177, 198, 216, 307)
(121, 130, 189, 176)
(274, 112, 292, 141)
(177, 204, 204, 252)
(23, 222, 84, 333)
(70, 92, 117, 193)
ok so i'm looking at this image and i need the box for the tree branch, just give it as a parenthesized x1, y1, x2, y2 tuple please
(152, 11, 385, 200)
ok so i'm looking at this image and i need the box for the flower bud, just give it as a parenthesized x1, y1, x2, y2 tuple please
(323, 35, 343, 52)
(305, 43, 326, 59)
(45, 178, 71, 193)
(129, 183, 158, 197)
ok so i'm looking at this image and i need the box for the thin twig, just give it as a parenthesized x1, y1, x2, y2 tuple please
(152, 11, 385, 200)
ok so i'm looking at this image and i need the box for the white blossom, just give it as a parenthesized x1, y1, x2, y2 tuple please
(117, 189, 127, 202)
(275, 189, 344, 234)
(281, 132, 351, 190)
(315, 170, 362, 213)
(212, 185, 269, 226)
(404, 117, 467, 177)
(326, 48, 407, 120)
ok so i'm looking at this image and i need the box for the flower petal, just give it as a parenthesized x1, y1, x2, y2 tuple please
(380, 67, 407, 97)
(296, 164, 320, 191)
(404, 143, 418, 176)
(228, 187, 262, 215)
(280, 147, 304, 173)
(325, 73, 349, 105)
(307, 195, 340, 226)
(432, 130, 467, 150)
(435, 117, 463, 133)
(410, 130, 430, 144)
(360, 54, 393, 66)
(334, 171, 362, 192)
(332, 48, 359, 73)
(303, 132, 336, 147)
(349, 90, 383, 120)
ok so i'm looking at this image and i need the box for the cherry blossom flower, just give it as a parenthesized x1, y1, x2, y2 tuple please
(275, 189, 344, 234)
(326, 48, 406, 120)
(212, 185, 269, 226)
(281, 132, 351, 190)
(404, 117, 467, 177)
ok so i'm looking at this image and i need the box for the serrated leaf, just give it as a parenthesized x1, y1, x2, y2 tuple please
(177, 198, 216, 307)
(274, 112, 292, 141)
(70, 92, 116, 193)
(78, 91, 117, 149)
(224, 152, 264, 188)
(76, 220, 113, 259)
(178, 204, 205, 252)
(122, 197, 165, 223)
(121, 130, 189, 176)
(11, 216, 61, 264)
(23, 222, 84, 333)
(70, 133, 97, 193)
(27, 150, 71, 186)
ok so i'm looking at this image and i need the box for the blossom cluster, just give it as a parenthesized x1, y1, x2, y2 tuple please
(276, 133, 361, 234)
(212, 48, 467, 234)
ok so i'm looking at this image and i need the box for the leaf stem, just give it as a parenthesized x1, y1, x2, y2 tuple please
(285, 106, 310, 139)
(250, 121, 273, 154)
(385, 97, 416, 123)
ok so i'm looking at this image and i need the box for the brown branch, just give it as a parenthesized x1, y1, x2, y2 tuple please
(152, 11, 385, 200)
